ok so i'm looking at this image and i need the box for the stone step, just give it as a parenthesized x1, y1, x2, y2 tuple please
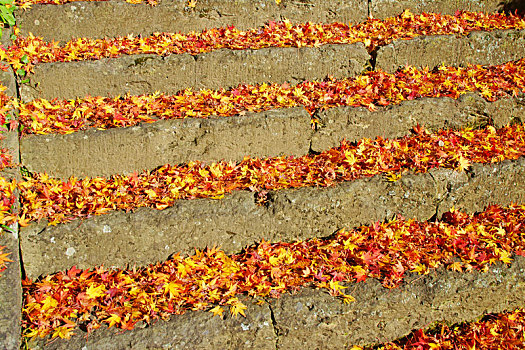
(376, 29, 525, 73)
(20, 43, 369, 101)
(26, 256, 525, 349)
(19, 28, 525, 102)
(20, 157, 525, 279)
(16, 0, 368, 42)
(19, 92, 525, 179)
(15, 0, 508, 43)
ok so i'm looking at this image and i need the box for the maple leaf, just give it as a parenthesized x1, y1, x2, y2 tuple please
(227, 298, 247, 317)
(495, 248, 513, 264)
(51, 326, 74, 339)
(106, 314, 121, 328)
(209, 305, 224, 318)
(85, 284, 106, 299)
(353, 265, 368, 282)
(40, 296, 58, 311)
(456, 156, 471, 172)
(386, 172, 402, 182)
(448, 261, 463, 272)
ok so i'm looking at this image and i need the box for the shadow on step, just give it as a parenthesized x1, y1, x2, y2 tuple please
(500, 0, 525, 15)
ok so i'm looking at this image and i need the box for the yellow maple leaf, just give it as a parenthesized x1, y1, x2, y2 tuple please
(144, 189, 157, 198)
(449, 261, 462, 272)
(228, 298, 247, 317)
(86, 284, 106, 299)
(456, 156, 471, 172)
(496, 248, 513, 264)
(386, 172, 402, 182)
(209, 306, 224, 317)
(107, 314, 121, 328)
(41, 296, 58, 311)
(51, 326, 74, 339)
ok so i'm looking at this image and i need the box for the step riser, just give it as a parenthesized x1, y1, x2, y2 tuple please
(20, 158, 525, 279)
(20, 44, 369, 101)
(16, 0, 369, 42)
(377, 29, 525, 73)
(27, 256, 525, 349)
(19, 93, 525, 179)
(21, 107, 313, 179)
(20, 29, 525, 102)
(15, 0, 506, 42)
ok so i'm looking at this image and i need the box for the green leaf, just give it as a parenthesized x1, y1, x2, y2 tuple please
(0, 11, 15, 26)
(0, 224, 13, 233)
(3, 13, 15, 26)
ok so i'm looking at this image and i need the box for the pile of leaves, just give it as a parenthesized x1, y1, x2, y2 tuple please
(22, 204, 525, 339)
(13, 58, 525, 135)
(15, 123, 525, 226)
(356, 308, 525, 350)
(0, 149, 12, 171)
(0, 177, 15, 226)
(0, 177, 15, 277)
(0, 83, 15, 131)
(6, 10, 525, 71)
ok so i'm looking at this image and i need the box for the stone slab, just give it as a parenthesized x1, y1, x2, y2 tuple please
(28, 301, 276, 349)
(311, 93, 525, 153)
(20, 157, 525, 279)
(25, 255, 525, 349)
(20, 107, 313, 179)
(16, 0, 368, 42)
(370, 0, 504, 19)
(20, 43, 369, 101)
(376, 29, 525, 73)
(273, 256, 525, 348)
(21, 92, 524, 180)
(0, 131, 21, 350)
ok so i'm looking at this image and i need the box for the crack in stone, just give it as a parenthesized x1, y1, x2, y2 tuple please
(427, 170, 446, 221)
(267, 302, 280, 350)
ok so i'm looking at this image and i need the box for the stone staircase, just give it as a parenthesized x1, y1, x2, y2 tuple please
(0, 0, 524, 348)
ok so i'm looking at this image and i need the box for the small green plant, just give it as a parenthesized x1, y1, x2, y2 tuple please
(0, 0, 16, 39)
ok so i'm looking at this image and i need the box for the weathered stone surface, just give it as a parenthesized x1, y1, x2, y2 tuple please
(16, 0, 367, 42)
(0, 132, 21, 350)
(21, 93, 524, 180)
(370, 0, 503, 19)
(20, 157, 525, 279)
(20, 43, 369, 101)
(0, 223, 20, 350)
(0, 28, 18, 100)
(311, 93, 524, 153)
(485, 93, 525, 126)
(434, 159, 525, 218)
(376, 29, 525, 73)
(24, 256, 525, 349)
(28, 301, 276, 349)
(273, 256, 525, 348)
(20, 107, 312, 179)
